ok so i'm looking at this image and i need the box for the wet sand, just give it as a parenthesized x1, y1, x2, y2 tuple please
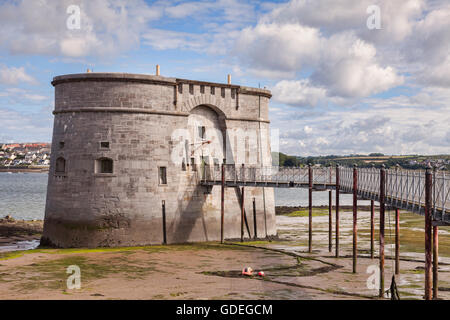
(0, 208, 448, 300)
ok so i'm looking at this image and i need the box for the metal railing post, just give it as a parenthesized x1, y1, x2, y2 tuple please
(425, 165, 432, 300)
(370, 199, 374, 259)
(395, 208, 400, 275)
(379, 164, 386, 298)
(221, 162, 225, 243)
(329, 189, 332, 252)
(308, 163, 313, 253)
(353, 164, 358, 273)
(335, 164, 340, 258)
(433, 225, 439, 299)
(241, 186, 245, 242)
(162, 200, 167, 245)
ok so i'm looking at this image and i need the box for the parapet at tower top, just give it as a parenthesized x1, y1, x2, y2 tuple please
(51, 65, 270, 95)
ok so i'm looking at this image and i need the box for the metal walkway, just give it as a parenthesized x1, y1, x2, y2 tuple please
(200, 165, 450, 225)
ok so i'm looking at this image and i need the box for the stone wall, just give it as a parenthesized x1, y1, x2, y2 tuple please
(42, 73, 276, 247)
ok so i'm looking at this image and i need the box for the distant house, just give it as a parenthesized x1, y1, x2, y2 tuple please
(5, 143, 20, 149)
(25, 153, 37, 162)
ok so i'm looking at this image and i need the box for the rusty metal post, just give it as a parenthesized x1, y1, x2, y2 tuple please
(253, 197, 257, 239)
(425, 166, 432, 300)
(162, 200, 167, 245)
(379, 165, 386, 298)
(395, 208, 400, 275)
(353, 164, 358, 273)
(335, 164, 340, 258)
(328, 189, 332, 252)
(433, 225, 439, 299)
(370, 200, 374, 259)
(221, 163, 225, 244)
(241, 186, 245, 242)
(308, 163, 313, 253)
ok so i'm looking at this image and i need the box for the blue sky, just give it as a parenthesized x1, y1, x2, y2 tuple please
(0, 0, 449, 156)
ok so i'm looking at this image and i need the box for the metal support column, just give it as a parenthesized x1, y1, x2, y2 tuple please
(308, 163, 313, 253)
(241, 187, 245, 242)
(335, 164, 340, 258)
(433, 225, 439, 299)
(253, 197, 257, 239)
(329, 190, 332, 252)
(221, 163, 225, 244)
(162, 200, 167, 245)
(371, 200, 374, 259)
(425, 166, 432, 300)
(379, 165, 386, 298)
(395, 208, 400, 275)
(353, 164, 358, 273)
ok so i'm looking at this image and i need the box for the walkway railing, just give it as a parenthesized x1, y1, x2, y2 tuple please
(199, 163, 449, 300)
(200, 164, 449, 223)
(204, 165, 336, 186)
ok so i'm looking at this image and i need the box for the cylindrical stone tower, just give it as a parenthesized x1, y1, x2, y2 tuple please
(42, 72, 276, 247)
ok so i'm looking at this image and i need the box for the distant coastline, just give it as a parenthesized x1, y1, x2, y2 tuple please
(0, 166, 49, 173)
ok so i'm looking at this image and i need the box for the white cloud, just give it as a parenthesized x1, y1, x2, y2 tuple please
(304, 125, 313, 134)
(165, 1, 213, 19)
(0, 88, 49, 104)
(272, 89, 450, 156)
(142, 29, 207, 51)
(234, 20, 403, 99)
(0, 0, 161, 58)
(271, 79, 326, 107)
(265, 0, 425, 44)
(0, 66, 37, 85)
(235, 23, 321, 73)
(313, 33, 404, 98)
(0, 107, 53, 142)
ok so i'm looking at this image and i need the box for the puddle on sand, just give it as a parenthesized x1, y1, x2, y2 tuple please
(0, 239, 40, 253)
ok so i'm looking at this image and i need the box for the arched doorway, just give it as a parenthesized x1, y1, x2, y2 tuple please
(187, 105, 226, 179)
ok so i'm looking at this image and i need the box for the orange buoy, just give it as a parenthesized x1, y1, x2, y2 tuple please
(242, 267, 253, 276)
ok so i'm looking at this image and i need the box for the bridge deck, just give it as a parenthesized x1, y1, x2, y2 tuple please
(199, 165, 450, 225)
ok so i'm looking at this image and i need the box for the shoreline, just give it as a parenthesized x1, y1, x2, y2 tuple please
(0, 204, 365, 251)
(0, 168, 49, 173)
(275, 204, 377, 215)
(0, 217, 43, 252)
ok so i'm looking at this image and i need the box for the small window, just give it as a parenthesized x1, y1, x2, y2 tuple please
(210, 86, 215, 95)
(100, 141, 110, 149)
(178, 84, 183, 94)
(59, 141, 65, 149)
(55, 157, 66, 174)
(96, 157, 113, 174)
(159, 166, 167, 185)
(191, 157, 197, 171)
(182, 158, 186, 171)
(189, 84, 194, 94)
(231, 88, 236, 99)
(198, 126, 206, 139)
(221, 87, 225, 98)
(200, 85, 205, 94)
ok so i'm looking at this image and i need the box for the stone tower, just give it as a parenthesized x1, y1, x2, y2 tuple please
(42, 72, 276, 247)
